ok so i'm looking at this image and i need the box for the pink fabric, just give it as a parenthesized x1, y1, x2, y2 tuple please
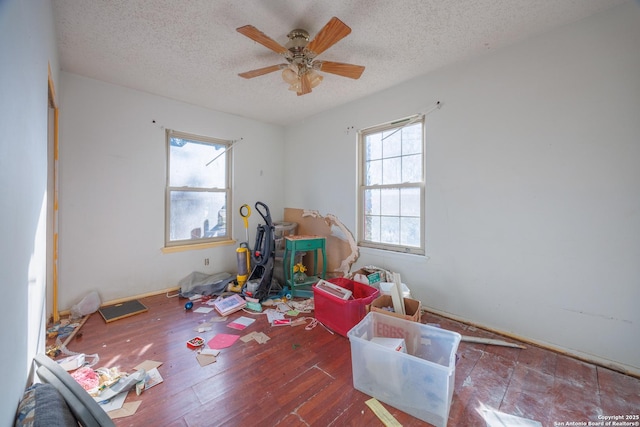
(70, 366, 100, 391)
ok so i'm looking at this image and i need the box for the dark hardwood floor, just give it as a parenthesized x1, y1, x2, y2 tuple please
(53, 293, 640, 426)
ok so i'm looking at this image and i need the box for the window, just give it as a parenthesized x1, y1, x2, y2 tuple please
(165, 129, 232, 247)
(358, 115, 425, 255)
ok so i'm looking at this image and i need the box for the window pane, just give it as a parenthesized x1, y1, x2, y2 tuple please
(382, 157, 401, 185)
(402, 123, 422, 155)
(170, 138, 226, 188)
(400, 188, 421, 216)
(382, 128, 401, 157)
(400, 217, 421, 247)
(381, 188, 399, 216)
(365, 133, 382, 161)
(364, 215, 380, 241)
(170, 191, 226, 241)
(365, 159, 382, 185)
(402, 154, 422, 183)
(364, 189, 380, 215)
(380, 216, 399, 244)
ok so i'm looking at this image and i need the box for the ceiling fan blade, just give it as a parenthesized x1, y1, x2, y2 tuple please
(314, 61, 365, 79)
(237, 25, 288, 55)
(306, 17, 351, 57)
(298, 73, 312, 96)
(238, 64, 287, 79)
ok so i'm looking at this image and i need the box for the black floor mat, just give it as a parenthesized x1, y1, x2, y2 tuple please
(98, 299, 148, 323)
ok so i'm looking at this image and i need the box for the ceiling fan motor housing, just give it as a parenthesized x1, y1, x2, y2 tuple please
(286, 29, 311, 64)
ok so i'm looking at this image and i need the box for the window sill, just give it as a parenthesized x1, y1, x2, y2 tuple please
(162, 239, 236, 253)
(358, 245, 430, 261)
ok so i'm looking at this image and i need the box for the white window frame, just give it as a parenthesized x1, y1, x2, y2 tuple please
(165, 129, 232, 248)
(357, 115, 426, 255)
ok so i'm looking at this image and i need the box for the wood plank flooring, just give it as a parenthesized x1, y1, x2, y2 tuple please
(54, 293, 640, 426)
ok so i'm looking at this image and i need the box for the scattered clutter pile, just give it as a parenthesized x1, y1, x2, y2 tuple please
(45, 335, 165, 419)
(42, 287, 327, 420)
(182, 291, 325, 367)
(46, 320, 82, 343)
(41, 258, 527, 425)
(42, 266, 427, 421)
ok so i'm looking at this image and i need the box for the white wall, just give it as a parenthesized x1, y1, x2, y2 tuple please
(58, 73, 285, 310)
(284, 1, 640, 374)
(0, 0, 59, 425)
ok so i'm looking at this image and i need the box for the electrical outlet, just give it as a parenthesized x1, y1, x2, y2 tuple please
(204, 258, 209, 266)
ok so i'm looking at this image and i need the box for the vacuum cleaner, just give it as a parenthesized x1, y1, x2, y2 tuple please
(230, 201, 281, 301)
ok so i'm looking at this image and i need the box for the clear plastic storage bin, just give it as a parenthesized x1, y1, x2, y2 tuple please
(347, 312, 461, 427)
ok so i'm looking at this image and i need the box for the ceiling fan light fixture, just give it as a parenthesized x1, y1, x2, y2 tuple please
(288, 81, 301, 92)
(308, 70, 323, 88)
(282, 66, 298, 85)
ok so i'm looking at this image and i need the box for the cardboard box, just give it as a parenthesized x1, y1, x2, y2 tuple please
(368, 295, 421, 322)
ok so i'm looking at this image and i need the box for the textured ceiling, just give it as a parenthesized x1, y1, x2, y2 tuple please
(52, 0, 625, 126)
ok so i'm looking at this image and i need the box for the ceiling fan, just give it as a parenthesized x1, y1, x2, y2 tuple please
(236, 17, 365, 96)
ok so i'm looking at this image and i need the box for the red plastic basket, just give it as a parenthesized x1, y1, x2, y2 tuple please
(313, 278, 380, 337)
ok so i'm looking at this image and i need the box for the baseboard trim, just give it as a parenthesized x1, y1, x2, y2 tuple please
(59, 287, 181, 317)
(423, 306, 640, 379)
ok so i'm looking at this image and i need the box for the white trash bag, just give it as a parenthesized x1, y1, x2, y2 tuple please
(70, 291, 101, 319)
